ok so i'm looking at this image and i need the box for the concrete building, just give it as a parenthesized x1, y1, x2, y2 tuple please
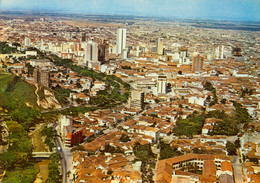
(98, 40, 109, 63)
(58, 115, 72, 137)
(81, 32, 86, 42)
(215, 45, 225, 59)
(156, 154, 234, 183)
(24, 37, 30, 47)
(129, 89, 145, 110)
(64, 127, 83, 147)
(179, 47, 190, 65)
(85, 42, 99, 68)
(157, 74, 167, 94)
(157, 38, 164, 55)
(192, 54, 204, 72)
(116, 28, 126, 56)
(33, 68, 50, 88)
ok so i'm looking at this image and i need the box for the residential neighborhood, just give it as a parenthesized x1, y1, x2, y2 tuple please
(0, 4, 259, 183)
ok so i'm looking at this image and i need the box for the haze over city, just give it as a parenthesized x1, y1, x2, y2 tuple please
(1, 0, 260, 21)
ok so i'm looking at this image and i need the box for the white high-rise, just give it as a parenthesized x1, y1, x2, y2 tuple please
(157, 74, 167, 94)
(116, 28, 126, 56)
(157, 38, 164, 55)
(24, 37, 30, 47)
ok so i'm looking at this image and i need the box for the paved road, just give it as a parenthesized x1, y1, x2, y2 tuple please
(54, 137, 67, 183)
(232, 156, 244, 183)
(54, 133, 73, 183)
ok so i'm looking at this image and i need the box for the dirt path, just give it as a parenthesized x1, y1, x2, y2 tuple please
(35, 84, 40, 107)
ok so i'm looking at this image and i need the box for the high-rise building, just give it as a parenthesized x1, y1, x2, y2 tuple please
(157, 38, 164, 55)
(179, 47, 190, 65)
(81, 33, 86, 42)
(116, 28, 126, 56)
(192, 54, 204, 72)
(180, 47, 188, 58)
(98, 40, 109, 63)
(24, 37, 30, 47)
(33, 68, 50, 87)
(129, 89, 145, 110)
(85, 42, 98, 61)
(215, 45, 225, 59)
(85, 42, 99, 68)
(157, 74, 167, 94)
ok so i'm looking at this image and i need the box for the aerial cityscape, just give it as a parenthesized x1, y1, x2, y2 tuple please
(0, 0, 259, 183)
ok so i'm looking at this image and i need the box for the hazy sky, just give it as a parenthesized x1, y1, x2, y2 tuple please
(1, 0, 260, 21)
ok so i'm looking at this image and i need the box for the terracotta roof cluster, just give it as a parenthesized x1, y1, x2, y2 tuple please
(156, 154, 232, 183)
(73, 152, 141, 183)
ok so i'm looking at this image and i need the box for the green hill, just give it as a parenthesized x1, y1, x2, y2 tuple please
(0, 73, 40, 128)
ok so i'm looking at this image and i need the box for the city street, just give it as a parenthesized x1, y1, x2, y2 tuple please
(232, 156, 244, 183)
(54, 134, 73, 183)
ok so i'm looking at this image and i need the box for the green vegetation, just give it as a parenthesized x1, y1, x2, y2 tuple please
(119, 133, 131, 142)
(0, 42, 17, 54)
(232, 101, 251, 124)
(241, 88, 253, 97)
(53, 85, 70, 106)
(226, 141, 237, 155)
(0, 121, 38, 183)
(204, 81, 218, 106)
(45, 153, 61, 183)
(158, 141, 183, 160)
(41, 126, 55, 151)
(50, 54, 130, 109)
(102, 143, 124, 154)
(0, 121, 33, 170)
(0, 73, 40, 129)
(121, 66, 132, 69)
(207, 110, 238, 136)
(174, 112, 205, 138)
(133, 142, 156, 161)
(192, 148, 207, 154)
(2, 163, 39, 183)
(174, 109, 244, 137)
(133, 142, 156, 183)
(59, 106, 99, 116)
(25, 63, 34, 77)
(204, 81, 215, 91)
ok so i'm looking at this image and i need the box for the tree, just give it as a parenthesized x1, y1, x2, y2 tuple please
(46, 153, 61, 183)
(174, 115, 205, 138)
(0, 121, 33, 170)
(119, 133, 131, 142)
(159, 141, 183, 160)
(103, 143, 123, 154)
(226, 141, 237, 155)
(204, 81, 215, 91)
(133, 142, 156, 161)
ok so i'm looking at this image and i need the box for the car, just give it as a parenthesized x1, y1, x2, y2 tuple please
(57, 147, 61, 152)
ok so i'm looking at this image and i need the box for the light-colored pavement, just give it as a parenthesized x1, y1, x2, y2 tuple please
(232, 156, 244, 183)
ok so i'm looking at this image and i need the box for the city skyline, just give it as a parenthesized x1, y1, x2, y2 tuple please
(0, 0, 260, 21)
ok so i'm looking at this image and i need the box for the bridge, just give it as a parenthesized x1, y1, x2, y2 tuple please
(32, 152, 53, 158)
